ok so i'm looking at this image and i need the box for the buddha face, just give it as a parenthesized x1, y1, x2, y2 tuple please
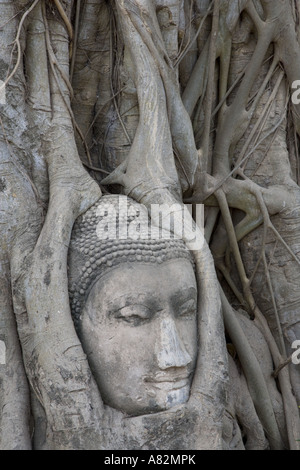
(80, 258, 198, 416)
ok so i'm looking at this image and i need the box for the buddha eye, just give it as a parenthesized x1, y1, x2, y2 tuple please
(177, 299, 197, 318)
(113, 304, 152, 325)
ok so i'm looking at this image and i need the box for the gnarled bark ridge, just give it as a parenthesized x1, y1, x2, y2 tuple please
(0, 0, 299, 450)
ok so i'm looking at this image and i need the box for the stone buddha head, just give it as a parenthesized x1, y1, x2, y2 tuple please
(68, 195, 198, 417)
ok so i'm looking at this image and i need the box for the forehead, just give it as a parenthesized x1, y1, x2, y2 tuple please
(86, 258, 197, 306)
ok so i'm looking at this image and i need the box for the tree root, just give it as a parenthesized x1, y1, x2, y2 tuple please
(0, 0, 40, 96)
(221, 287, 285, 450)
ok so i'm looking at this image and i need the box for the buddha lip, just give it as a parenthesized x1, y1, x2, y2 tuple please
(144, 373, 190, 384)
(144, 376, 190, 392)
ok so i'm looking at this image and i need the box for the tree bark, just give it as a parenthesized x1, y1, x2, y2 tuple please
(0, 0, 299, 450)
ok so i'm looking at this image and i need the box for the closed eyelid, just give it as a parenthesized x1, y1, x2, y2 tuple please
(180, 298, 197, 307)
(172, 288, 197, 308)
(175, 298, 197, 316)
(114, 304, 152, 317)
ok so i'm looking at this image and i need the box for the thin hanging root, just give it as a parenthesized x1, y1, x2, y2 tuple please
(0, 0, 40, 95)
(43, 1, 74, 100)
(244, 178, 270, 285)
(245, 175, 300, 268)
(210, 1, 286, 179)
(81, 161, 110, 175)
(236, 68, 284, 171)
(253, 305, 300, 450)
(175, 0, 193, 65)
(174, 0, 213, 67)
(53, 0, 73, 58)
(220, 288, 284, 450)
(262, 252, 286, 356)
(42, 2, 92, 166)
(190, 0, 299, 447)
(70, 0, 81, 82)
(249, 237, 278, 287)
(248, 52, 280, 116)
(240, 179, 287, 356)
(240, 80, 284, 174)
(202, 0, 220, 174)
(217, 261, 247, 308)
(269, 224, 300, 267)
(220, 183, 300, 449)
(216, 187, 300, 449)
(85, 86, 126, 139)
(218, 174, 291, 357)
(109, 16, 131, 146)
(211, 65, 246, 119)
(215, 189, 250, 292)
(0, 115, 42, 206)
(272, 356, 293, 379)
(199, 104, 289, 204)
(250, 122, 278, 178)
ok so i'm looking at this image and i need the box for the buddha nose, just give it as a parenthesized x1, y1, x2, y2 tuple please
(156, 316, 192, 370)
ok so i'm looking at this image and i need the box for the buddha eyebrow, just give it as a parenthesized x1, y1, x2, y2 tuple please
(106, 292, 158, 311)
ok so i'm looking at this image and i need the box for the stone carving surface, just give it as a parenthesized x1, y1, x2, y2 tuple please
(68, 195, 198, 416)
